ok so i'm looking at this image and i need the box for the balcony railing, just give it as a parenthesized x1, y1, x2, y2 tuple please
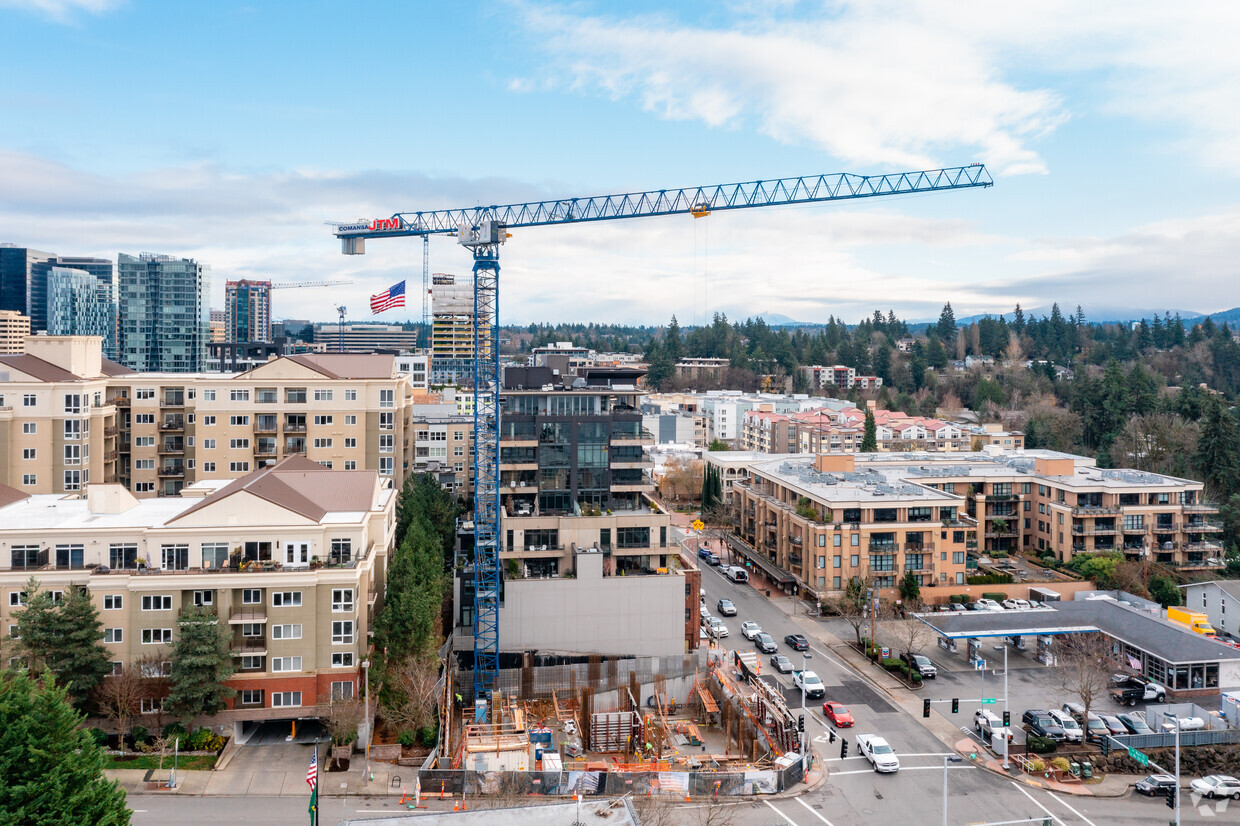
(1071, 525, 1118, 535)
(158, 467, 185, 477)
(230, 639, 268, 655)
(985, 493, 1019, 502)
(159, 422, 185, 431)
(1185, 521, 1222, 532)
(1182, 503, 1220, 514)
(1072, 505, 1121, 516)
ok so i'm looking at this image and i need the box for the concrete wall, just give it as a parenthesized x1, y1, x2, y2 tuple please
(922, 579, 1098, 605)
(1185, 583, 1239, 639)
(498, 550, 687, 657)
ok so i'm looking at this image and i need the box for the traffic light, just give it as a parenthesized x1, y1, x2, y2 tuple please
(1166, 788, 1176, 810)
(798, 714, 805, 733)
(828, 729, 836, 743)
(951, 698, 959, 714)
(1100, 736, 1110, 757)
(923, 699, 931, 718)
(1002, 710, 1010, 727)
(841, 739, 848, 759)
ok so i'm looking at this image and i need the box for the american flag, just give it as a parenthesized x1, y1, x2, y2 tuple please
(1127, 654, 1142, 671)
(370, 280, 405, 314)
(306, 750, 317, 789)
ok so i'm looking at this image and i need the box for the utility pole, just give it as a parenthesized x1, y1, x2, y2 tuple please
(1002, 643, 1010, 771)
(942, 754, 962, 826)
(801, 651, 812, 776)
(1172, 715, 1181, 826)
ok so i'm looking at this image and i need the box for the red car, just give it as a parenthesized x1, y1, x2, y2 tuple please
(822, 702, 854, 728)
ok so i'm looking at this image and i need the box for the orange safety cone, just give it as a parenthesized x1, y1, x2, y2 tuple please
(685, 789, 691, 803)
(439, 781, 445, 800)
(452, 800, 459, 812)
(399, 787, 407, 805)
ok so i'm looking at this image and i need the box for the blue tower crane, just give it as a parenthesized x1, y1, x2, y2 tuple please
(332, 165, 993, 701)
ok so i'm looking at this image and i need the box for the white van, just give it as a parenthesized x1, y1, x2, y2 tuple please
(724, 566, 749, 584)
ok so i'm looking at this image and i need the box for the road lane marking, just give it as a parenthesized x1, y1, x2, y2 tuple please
(1011, 782, 1066, 825)
(763, 799, 800, 825)
(830, 766, 976, 776)
(795, 796, 836, 825)
(1048, 793, 1098, 826)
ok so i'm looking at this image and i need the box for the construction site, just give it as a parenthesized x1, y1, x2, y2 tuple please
(418, 648, 809, 799)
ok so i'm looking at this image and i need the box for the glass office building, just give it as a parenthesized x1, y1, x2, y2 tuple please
(118, 253, 210, 372)
(47, 267, 118, 359)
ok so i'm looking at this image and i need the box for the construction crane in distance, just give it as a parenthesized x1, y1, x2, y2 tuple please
(269, 279, 353, 289)
(330, 165, 994, 701)
(326, 219, 431, 345)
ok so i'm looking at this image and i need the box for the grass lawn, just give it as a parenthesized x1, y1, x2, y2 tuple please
(103, 753, 218, 771)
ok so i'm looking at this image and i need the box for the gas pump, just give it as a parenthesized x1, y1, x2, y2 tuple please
(1036, 635, 1055, 666)
(967, 638, 983, 667)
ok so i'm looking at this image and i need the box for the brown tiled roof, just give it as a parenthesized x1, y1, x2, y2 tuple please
(0, 354, 80, 382)
(167, 454, 379, 524)
(284, 353, 395, 380)
(100, 359, 135, 376)
(0, 483, 32, 510)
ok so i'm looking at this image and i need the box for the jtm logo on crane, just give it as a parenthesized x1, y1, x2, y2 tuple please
(370, 217, 401, 231)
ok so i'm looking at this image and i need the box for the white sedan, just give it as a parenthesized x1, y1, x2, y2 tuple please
(740, 621, 762, 640)
(1190, 775, 1240, 800)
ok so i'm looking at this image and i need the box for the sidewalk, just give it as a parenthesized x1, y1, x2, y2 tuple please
(955, 738, 1136, 798)
(106, 757, 403, 798)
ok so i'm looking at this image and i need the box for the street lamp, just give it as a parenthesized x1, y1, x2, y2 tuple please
(942, 754, 962, 826)
(800, 652, 812, 775)
(362, 658, 371, 781)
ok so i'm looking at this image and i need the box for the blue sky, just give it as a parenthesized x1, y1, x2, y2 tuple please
(4, 0, 1240, 326)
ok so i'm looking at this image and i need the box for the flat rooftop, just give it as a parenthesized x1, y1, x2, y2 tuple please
(748, 456, 961, 505)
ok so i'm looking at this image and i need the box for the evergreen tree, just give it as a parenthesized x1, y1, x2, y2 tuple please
(861, 409, 878, 452)
(11, 581, 111, 712)
(1194, 395, 1240, 496)
(0, 671, 130, 824)
(935, 303, 957, 343)
(898, 571, 921, 605)
(165, 607, 235, 724)
(664, 316, 683, 362)
(1012, 303, 1025, 334)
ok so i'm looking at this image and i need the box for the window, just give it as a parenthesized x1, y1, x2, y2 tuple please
(332, 652, 355, 668)
(271, 624, 302, 639)
(241, 690, 264, 705)
(63, 445, 81, 465)
(318, 460, 333, 469)
(230, 389, 250, 402)
(314, 389, 333, 402)
(285, 388, 307, 404)
(142, 595, 173, 611)
(104, 595, 123, 610)
(134, 459, 155, 470)
(22, 394, 36, 407)
(344, 415, 357, 426)
(21, 474, 35, 486)
(344, 460, 356, 470)
(313, 438, 333, 448)
(140, 698, 163, 714)
(202, 462, 216, 473)
(850, 534, 859, 546)
(202, 415, 217, 426)
(230, 415, 250, 426)
(103, 628, 122, 643)
(272, 657, 302, 673)
(380, 434, 394, 453)
(55, 544, 83, 568)
(63, 393, 84, 414)
(201, 543, 228, 569)
(230, 462, 250, 472)
(454, 430, 465, 441)
(331, 539, 352, 563)
(379, 412, 394, 430)
(345, 389, 357, 401)
(110, 661, 123, 675)
(240, 656, 264, 670)
(135, 388, 155, 400)
(135, 436, 154, 447)
(242, 589, 262, 604)
(63, 470, 84, 490)
(331, 681, 354, 701)
(332, 621, 354, 644)
(21, 448, 35, 460)
(255, 388, 277, 404)
(9, 592, 26, 607)
(272, 591, 302, 607)
(313, 415, 333, 426)
(272, 690, 302, 706)
(135, 413, 154, 424)
(332, 589, 354, 612)
(380, 389, 394, 408)
(21, 422, 35, 434)
(202, 390, 216, 402)
(344, 438, 357, 448)
(192, 590, 213, 606)
(229, 438, 250, 449)
(142, 628, 173, 644)
(379, 457, 393, 475)
(241, 623, 263, 637)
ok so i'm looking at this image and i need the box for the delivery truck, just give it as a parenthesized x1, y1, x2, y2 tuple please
(1167, 607, 1216, 636)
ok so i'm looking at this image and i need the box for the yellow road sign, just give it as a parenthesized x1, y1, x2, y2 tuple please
(691, 520, 705, 531)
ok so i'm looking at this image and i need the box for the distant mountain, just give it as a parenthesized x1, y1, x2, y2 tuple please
(940, 305, 1207, 326)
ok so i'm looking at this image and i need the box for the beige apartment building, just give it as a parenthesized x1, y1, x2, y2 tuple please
(0, 335, 130, 494)
(0, 311, 30, 354)
(0, 456, 393, 734)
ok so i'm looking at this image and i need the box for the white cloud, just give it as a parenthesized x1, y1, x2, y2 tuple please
(0, 0, 122, 23)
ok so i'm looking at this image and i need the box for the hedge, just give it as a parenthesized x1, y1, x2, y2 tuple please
(966, 573, 1014, 585)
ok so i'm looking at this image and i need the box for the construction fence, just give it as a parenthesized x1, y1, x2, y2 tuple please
(416, 764, 801, 799)
(457, 653, 706, 705)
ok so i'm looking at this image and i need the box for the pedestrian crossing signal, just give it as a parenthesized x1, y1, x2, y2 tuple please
(923, 699, 931, 718)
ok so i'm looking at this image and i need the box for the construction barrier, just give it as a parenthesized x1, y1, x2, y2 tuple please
(415, 767, 787, 798)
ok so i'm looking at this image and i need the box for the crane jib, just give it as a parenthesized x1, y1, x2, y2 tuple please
(332, 165, 993, 240)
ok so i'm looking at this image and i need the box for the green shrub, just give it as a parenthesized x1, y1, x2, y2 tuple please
(130, 725, 149, 745)
(187, 728, 225, 752)
(162, 723, 189, 742)
(87, 727, 109, 747)
(419, 726, 438, 748)
(981, 592, 1007, 602)
(1027, 758, 1046, 772)
(966, 573, 1014, 585)
(397, 730, 418, 748)
(1050, 756, 1071, 773)
(1027, 736, 1057, 754)
(949, 594, 970, 604)
(989, 551, 1008, 559)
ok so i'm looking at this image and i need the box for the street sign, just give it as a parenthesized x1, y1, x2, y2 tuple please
(974, 659, 986, 670)
(979, 698, 997, 704)
(1127, 746, 1149, 767)
(691, 520, 705, 531)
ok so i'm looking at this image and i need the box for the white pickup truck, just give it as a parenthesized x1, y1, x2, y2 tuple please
(856, 734, 900, 773)
(792, 670, 825, 699)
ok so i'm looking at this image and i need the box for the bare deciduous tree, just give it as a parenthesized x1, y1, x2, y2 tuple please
(1111, 412, 1198, 476)
(326, 697, 364, 748)
(659, 456, 703, 503)
(382, 653, 441, 735)
(96, 666, 144, 755)
(1054, 633, 1115, 726)
(881, 618, 934, 663)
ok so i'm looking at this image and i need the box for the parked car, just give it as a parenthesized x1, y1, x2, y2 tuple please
(784, 633, 809, 651)
(1061, 702, 1087, 723)
(740, 621, 761, 640)
(1117, 713, 1155, 735)
(700, 550, 719, 565)
(1099, 714, 1127, 736)
(1001, 599, 1021, 609)
(1190, 775, 1240, 800)
(1135, 774, 1178, 797)
(1047, 709, 1083, 743)
(1013, 599, 1032, 610)
(857, 734, 900, 773)
(1110, 674, 1167, 705)
(1023, 710, 1066, 741)
(973, 598, 1004, 611)
(1083, 714, 1110, 743)
(770, 654, 794, 673)
(822, 701, 854, 728)
(947, 603, 967, 612)
(755, 633, 777, 654)
(716, 598, 737, 617)
(698, 547, 713, 560)
(900, 652, 937, 678)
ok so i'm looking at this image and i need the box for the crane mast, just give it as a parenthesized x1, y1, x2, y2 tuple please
(332, 165, 993, 701)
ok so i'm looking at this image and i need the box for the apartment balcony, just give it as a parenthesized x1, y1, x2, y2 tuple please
(610, 428, 654, 445)
(1071, 525, 1118, 535)
(230, 639, 268, 656)
(611, 459, 654, 470)
(104, 426, 117, 437)
(103, 449, 118, 462)
(254, 424, 277, 435)
(109, 396, 130, 407)
(903, 560, 936, 574)
(986, 510, 1017, 519)
(229, 608, 268, 624)
(1182, 502, 1220, 514)
(159, 421, 185, 432)
(1184, 540, 1224, 552)
(1072, 505, 1120, 516)
(255, 447, 278, 459)
(985, 526, 1018, 538)
(788, 535, 803, 546)
(284, 423, 307, 433)
(941, 515, 978, 528)
(904, 543, 936, 554)
(1154, 523, 1181, 533)
(1185, 521, 1222, 532)
(611, 481, 655, 494)
(158, 467, 185, 477)
(158, 442, 184, 455)
(1122, 524, 1148, 534)
(985, 493, 1019, 502)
